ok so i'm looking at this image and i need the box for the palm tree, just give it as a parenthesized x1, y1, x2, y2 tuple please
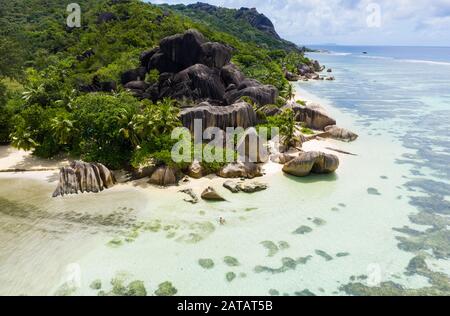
(117, 108, 141, 148)
(284, 83, 295, 101)
(119, 98, 181, 148)
(278, 108, 300, 148)
(155, 98, 181, 134)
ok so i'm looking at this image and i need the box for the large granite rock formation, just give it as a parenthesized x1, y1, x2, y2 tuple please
(324, 125, 359, 142)
(149, 166, 178, 186)
(52, 161, 116, 197)
(223, 79, 278, 106)
(282, 151, 339, 177)
(180, 101, 257, 132)
(283, 101, 336, 131)
(129, 29, 277, 106)
(159, 64, 225, 101)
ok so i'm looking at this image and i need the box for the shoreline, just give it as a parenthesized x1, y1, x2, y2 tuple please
(0, 88, 353, 198)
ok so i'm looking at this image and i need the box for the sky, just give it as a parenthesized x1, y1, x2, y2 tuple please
(149, 0, 450, 46)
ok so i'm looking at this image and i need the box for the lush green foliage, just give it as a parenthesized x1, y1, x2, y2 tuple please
(166, 3, 299, 52)
(1, 0, 311, 168)
(257, 108, 300, 147)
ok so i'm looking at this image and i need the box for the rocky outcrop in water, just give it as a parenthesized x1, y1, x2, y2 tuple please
(223, 180, 268, 193)
(179, 188, 199, 204)
(52, 161, 116, 197)
(223, 180, 240, 193)
(324, 125, 359, 142)
(201, 186, 226, 201)
(282, 151, 339, 177)
(180, 101, 257, 132)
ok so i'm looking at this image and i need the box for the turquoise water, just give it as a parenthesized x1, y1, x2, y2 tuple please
(309, 45, 450, 64)
(0, 47, 449, 296)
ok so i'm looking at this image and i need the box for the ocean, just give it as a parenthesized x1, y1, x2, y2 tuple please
(0, 46, 449, 295)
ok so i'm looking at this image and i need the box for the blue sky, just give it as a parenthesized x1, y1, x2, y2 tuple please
(149, 0, 450, 46)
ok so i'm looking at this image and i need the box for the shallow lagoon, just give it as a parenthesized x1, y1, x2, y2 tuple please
(0, 50, 449, 296)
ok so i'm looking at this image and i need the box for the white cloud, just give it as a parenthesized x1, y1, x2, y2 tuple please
(148, 0, 450, 46)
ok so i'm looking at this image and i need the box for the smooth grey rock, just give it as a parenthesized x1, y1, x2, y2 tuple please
(283, 101, 336, 131)
(224, 79, 278, 106)
(180, 101, 257, 132)
(149, 166, 178, 186)
(238, 181, 268, 193)
(223, 180, 240, 193)
(217, 162, 263, 179)
(201, 186, 226, 201)
(187, 160, 205, 179)
(179, 188, 199, 204)
(282, 151, 339, 177)
(324, 125, 358, 142)
(270, 153, 297, 164)
(53, 161, 116, 197)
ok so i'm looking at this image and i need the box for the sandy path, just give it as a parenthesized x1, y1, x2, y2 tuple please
(0, 146, 68, 171)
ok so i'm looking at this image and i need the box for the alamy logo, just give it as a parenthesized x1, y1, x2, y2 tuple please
(67, 3, 81, 28)
(366, 3, 382, 28)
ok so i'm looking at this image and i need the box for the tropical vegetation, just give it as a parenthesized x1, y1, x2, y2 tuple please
(0, 0, 311, 169)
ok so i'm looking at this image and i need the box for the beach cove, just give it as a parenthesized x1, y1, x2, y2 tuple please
(1, 45, 450, 296)
(0, 89, 432, 297)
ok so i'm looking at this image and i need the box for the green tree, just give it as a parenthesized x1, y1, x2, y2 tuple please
(70, 92, 141, 168)
(51, 113, 75, 145)
(277, 108, 299, 147)
(0, 37, 24, 79)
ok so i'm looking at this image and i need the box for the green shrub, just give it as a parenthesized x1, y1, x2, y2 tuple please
(11, 104, 63, 156)
(70, 92, 140, 168)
